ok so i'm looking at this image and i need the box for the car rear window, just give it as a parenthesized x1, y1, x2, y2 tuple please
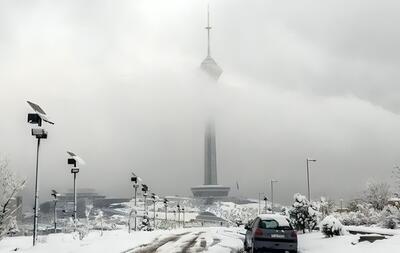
(259, 219, 293, 230)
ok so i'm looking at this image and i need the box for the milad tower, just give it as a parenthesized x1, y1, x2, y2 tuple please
(191, 7, 230, 200)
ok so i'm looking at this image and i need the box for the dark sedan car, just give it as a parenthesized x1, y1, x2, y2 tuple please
(244, 214, 298, 253)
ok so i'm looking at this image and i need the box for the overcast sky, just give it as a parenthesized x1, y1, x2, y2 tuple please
(2, 0, 400, 207)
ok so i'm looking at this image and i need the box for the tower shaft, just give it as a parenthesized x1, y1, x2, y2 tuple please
(204, 122, 217, 185)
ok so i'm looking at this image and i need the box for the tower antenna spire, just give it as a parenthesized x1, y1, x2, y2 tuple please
(206, 4, 211, 57)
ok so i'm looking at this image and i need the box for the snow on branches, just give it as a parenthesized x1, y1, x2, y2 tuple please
(0, 156, 25, 240)
(289, 193, 319, 233)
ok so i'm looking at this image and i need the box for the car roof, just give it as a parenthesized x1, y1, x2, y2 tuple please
(257, 214, 290, 227)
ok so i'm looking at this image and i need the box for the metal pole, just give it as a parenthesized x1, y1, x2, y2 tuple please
(173, 211, 176, 228)
(178, 208, 180, 227)
(54, 199, 57, 233)
(73, 172, 77, 223)
(165, 204, 168, 222)
(153, 201, 156, 229)
(264, 197, 267, 213)
(33, 138, 40, 246)
(182, 209, 185, 228)
(306, 159, 311, 201)
(134, 186, 137, 231)
(144, 194, 147, 214)
(258, 193, 261, 214)
(271, 181, 274, 213)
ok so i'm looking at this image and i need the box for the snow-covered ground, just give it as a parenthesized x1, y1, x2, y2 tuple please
(299, 232, 400, 253)
(0, 227, 244, 253)
(3, 227, 400, 252)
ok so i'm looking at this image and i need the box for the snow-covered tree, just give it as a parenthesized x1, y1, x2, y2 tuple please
(0, 157, 25, 240)
(319, 197, 336, 218)
(288, 193, 319, 233)
(363, 181, 391, 211)
(94, 210, 104, 236)
(392, 166, 400, 195)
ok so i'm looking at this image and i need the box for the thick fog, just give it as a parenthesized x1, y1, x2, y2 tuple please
(2, 0, 400, 208)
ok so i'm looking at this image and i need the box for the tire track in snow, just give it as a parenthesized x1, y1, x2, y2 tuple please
(156, 231, 204, 253)
(122, 232, 189, 253)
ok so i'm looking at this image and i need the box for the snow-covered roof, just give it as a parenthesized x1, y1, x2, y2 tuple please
(257, 214, 290, 227)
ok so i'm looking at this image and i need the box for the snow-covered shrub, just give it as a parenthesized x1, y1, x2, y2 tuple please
(280, 206, 290, 217)
(0, 157, 25, 240)
(139, 215, 152, 231)
(336, 201, 380, 226)
(289, 193, 319, 232)
(378, 205, 399, 229)
(320, 215, 345, 237)
(6, 217, 19, 236)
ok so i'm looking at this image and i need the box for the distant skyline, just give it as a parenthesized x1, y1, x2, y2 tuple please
(2, 0, 400, 207)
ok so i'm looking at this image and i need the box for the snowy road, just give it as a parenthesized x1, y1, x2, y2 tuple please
(122, 228, 244, 253)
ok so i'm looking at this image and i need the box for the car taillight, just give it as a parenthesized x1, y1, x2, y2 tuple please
(255, 228, 263, 236)
(291, 231, 297, 238)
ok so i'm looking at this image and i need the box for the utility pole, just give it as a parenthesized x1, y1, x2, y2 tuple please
(306, 158, 316, 201)
(271, 180, 278, 213)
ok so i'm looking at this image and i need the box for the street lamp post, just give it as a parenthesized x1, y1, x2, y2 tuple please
(51, 190, 59, 233)
(306, 158, 316, 201)
(27, 101, 54, 246)
(270, 180, 278, 213)
(182, 207, 185, 228)
(67, 151, 85, 224)
(163, 198, 168, 222)
(141, 184, 148, 214)
(173, 210, 177, 228)
(177, 204, 181, 227)
(258, 192, 266, 214)
(151, 193, 157, 229)
(263, 196, 268, 213)
(130, 173, 142, 232)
